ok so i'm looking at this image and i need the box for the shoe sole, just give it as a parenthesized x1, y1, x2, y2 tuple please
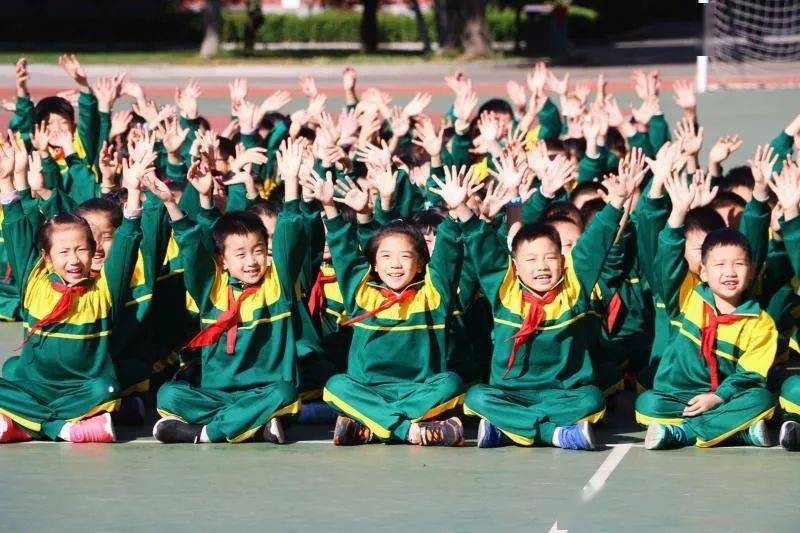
(477, 419, 489, 448)
(749, 421, 772, 448)
(644, 424, 664, 450)
(779, 421, 800, 451)
(580, 422, 597, 451)
(103, 413, 117, 443)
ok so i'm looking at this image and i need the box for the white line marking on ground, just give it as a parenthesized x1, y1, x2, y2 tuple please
(581, 443, 633, 502)
(548, 521, 568, 533)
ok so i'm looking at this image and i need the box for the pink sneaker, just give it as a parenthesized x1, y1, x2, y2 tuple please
(0, 414, 32, 443)
(69, 412, 116, 443)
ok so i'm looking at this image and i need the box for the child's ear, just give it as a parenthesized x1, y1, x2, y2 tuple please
(699, 263, 708, 283)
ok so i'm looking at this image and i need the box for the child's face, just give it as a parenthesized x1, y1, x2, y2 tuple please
(513, 237, 564, 294)
(81, 211, 117, 272)
(685, 229, 707, 275)
(46, 113, 73, 139)
(256, 213, 277, 264)
(221, 232, 269, 286)
(374, 234, 423, 291)
(572, 191, 600, 210)
(44, 225, 94, 284)
(700, 245, 752, 304)
(422, 229, 436, 256)
(715, 204, 743, 228)
(550, 220, 582, 256)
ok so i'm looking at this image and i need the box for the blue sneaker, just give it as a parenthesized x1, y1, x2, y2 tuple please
(555, 421, 597, 450)
(729, 419, 772, 447)
(644, 423, 691, 450)
(297, 401, 338, 424)
(477, 419, 512, 448)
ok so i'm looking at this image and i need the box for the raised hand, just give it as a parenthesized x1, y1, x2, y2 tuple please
(333, 176, 370, 214)
(480, 180, 517, 220)
(176, 81, 201, 120)
(30, 121, 49, 156)
(403, 92, 432, 118)
(412, 119, 443, 158)
(302, 170, 336, 207)
(109, 110, 133, 140)
(546, 70, 569, 96)
(131, 99, 160, 126)
(186, 159, 215, 198)
(631, 96, 660, 125)
(672, 79, 696, 111)
(259, 90, 292, 119)
(275, 138, 303, 182)
(27, 151, 45, 194)
(453, 87, 478, 131)
(388, 106, 410, 139)
(539, 155, 576, 198)
(50, 129, 75, 157)
(506, 81, 527, 112)
(141, 173, 174, 203)
(689, 169, 718, 209)
(98, 141, 118, 191)
(749, 144, 779, 192)
(769, 158, 800, 220)
(488, 153, 525, 193)
(15, 57, 29, 97)
(157, 115, 190, 156)
(708, 134, 742, 168)
(429, 165, 482, 211)
(645, 141, 686, 198)
(229, 78, 248, 115)
(0, 135, 16, 182)
(664, 171, 697, 227)
(231, 144, 268, 174)
(58, 53, 89, 90)
(355, 140, 392, 168)
(673, 117, 704, 156)
(526, 62, 548, 95)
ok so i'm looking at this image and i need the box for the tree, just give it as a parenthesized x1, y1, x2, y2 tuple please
(361, 0, 379, 53)
(408, 0, 431, 53)
(200, 0, 222, 58)
(434, 0, 491, 56)
(243, 0, 265, 53)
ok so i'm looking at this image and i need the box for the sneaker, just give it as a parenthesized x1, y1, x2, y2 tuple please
(0, 414, 31, 443)
(112, 396, 145, 426)
(555, 421, 597, 450)
(418, 417, 465, 447)
(262, 418, 285, 444)
(297, 401, 338, 425)
(779, 420, 800, 451)
(477, 418, 512, 448)
(69, 412, 116, 443)
(644, 423, 690, 450)
(152, 416, 202, 444)
(332, 416, 372, 446)
(728, 419, 772, 447)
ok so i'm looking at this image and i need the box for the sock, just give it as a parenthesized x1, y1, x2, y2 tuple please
(58, 423, 73, 442)
(407, 422, 421, 445)
(199, 426, 211, 443)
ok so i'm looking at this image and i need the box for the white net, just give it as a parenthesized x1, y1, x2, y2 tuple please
(706, 0, 800, 83)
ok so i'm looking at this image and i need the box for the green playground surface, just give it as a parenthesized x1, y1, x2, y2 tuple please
(0, 317, 798, 533)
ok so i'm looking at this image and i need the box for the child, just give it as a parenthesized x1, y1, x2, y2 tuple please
(308, 166, 472, 447)
(636, 173, 776, 449)
(0, 141, 146, 443)
(458, 161, 637, 450)
(150, 143, 306, 444)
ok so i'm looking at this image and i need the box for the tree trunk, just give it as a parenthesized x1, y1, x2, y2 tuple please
(459, 0, 491, 58)
(361, 0, 379, 53)
(437, 0, 460, 52)
(200, 0, 222, 58)
(244, 0, 265, 53)
(407, 0, 431, 53)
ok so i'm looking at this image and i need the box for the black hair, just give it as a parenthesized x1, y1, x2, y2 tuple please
(339, 204, 358, 225)
(212, 211, 269, 255)
(544, 138, 566, 155)
(570, 181, 606, 204)
(685, 206, 726, 235)
(364, 220, 430, 269)
(721, 165, 754, 193)
(102, 188, 128, 206)
(411, 208, 446, 235)
(196, 116, 211, 132)
(259, 112, 286, 131)
(711, 191, 747, 210)
(297, 126, 316, 143)
(75, 197, 123, 229)
(39, 213, 96, 255)
(605, 127, 626, 156)
(217, 136, 236, 161)
(701, 227, 752, 264)
(34, 96, 75, 128)
(246, 198, 283, 221)
(542, 201, 584, 231)
(477, 98, 514, 118)
(563, 137, 587, 161)
(579, 198, 607, 228)
(394, 143, 431, 168)
(511, 222, 562, 255)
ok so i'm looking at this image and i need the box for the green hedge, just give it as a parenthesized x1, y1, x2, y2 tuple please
(223, 8, 532, 44)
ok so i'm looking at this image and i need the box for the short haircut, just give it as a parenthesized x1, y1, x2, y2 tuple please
(364, 220, 430, 268)
(721, 165, 755, 193)
(34, 96, 75, 128)
(217, 136, 237, 161)
(196, 116, 211, 131)
(605, 128, 625, 156)
(478, 98, 514, 118)
(685, 206, 726, 235)
(394, 143, 430, 168)
(542, 201, 584, 231)
(259, 112, 286, 131)
(39, 213, 96, 255)
(579, 198, 607, 228)
(75, 197, 123, 229)
(246, 198, 283, 221)
(102, 188, 128, 207)
(411, 208, 445, 235)
(544, 138, 566, 154)
(563, 137, 587, 161)
(511, 222, 562, 255)
(338, 204, 358, 225)
(701, 227, 752, 264)
(570, 181, 605, 203)
(212, 211, 269, 255)
(711, 190, 747, 210)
